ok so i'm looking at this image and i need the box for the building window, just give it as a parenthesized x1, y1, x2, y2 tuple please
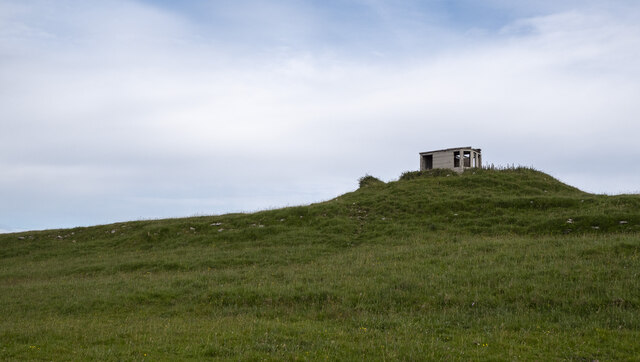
(453, 151, 460, 167)
(463, 151, 471, 167)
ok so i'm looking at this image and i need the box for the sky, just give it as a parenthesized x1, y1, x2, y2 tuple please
(1, 0, 640, 233)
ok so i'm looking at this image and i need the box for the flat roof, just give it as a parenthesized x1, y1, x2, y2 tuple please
(420, 147, 481, 155)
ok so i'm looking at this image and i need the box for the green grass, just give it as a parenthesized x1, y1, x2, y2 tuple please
(1, 168, 639, 360)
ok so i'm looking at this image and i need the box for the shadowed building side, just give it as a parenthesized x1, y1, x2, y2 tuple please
(420, 147, 481, 173)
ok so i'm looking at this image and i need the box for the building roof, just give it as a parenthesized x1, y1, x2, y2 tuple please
(419, 146, 481, 155)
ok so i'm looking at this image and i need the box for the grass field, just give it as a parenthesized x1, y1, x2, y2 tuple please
(1, 168, 639, 360)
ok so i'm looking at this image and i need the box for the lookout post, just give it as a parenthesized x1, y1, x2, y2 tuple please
(419, 147, 482, 173)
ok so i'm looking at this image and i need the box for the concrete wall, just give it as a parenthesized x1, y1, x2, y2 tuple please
(432, 151, 454, 169)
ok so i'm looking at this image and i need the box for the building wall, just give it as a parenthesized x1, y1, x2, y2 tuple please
(432, 151, 454, 169)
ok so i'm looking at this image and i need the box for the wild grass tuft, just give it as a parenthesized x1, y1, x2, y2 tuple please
(358, 174, 385, 188)
(399, 168, 458, 180)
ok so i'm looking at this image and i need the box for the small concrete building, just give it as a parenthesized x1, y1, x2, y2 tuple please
(420, 147, 482, 173)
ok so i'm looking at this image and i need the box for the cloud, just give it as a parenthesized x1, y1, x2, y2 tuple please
(1, 0, 640, 230)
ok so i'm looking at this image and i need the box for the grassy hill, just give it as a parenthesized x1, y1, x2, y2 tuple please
(1, 168, 639, 360)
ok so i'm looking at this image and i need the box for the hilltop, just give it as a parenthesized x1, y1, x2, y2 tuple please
(1, 168, 639, 360)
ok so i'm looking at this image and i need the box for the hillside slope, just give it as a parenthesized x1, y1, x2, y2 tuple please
(1, 168, 639, 360)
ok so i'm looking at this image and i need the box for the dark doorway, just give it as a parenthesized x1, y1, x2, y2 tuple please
(423, 155, 433, 169)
